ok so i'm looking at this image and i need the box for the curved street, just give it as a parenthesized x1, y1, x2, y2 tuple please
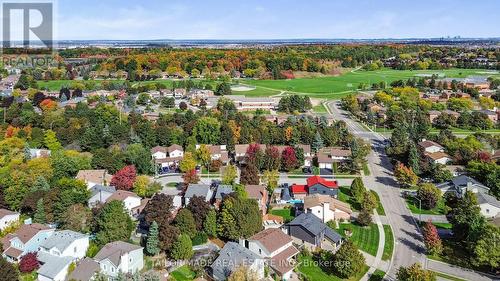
(325, 101, 426, 280)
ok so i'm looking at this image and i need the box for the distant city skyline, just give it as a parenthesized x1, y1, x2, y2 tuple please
(16, 0, 500, 40)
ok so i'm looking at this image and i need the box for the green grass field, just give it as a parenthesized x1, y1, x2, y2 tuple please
(270, 208, 295, 222)
(170, 265, 196, 281)
(297, 255, 369, 281)
(371, 190, 385, 215)
(368, 270, 386, 281)
(337, 222, 380, 256)
(382, 225, 394, 261)
(432, 271, 466, 281)
(406, 198, 448, 215)
(243, 68, 499, 98)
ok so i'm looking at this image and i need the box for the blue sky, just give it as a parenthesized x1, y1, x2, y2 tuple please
(53, 0, 499, 40)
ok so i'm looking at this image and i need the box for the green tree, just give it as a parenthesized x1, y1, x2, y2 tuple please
(357, 209, 372, 226)
(222, 164, 238, 185)
(261, 169, 279, 194)
(204, 209, 217, 237)
(196, 144, 211, 170)
(408, 141, 421, 175)
(32, 176, 50, 192)
(215, 82, 232, 96)
(331, 241, 366, 278)
(0, 257, 19, 281)
(361, 191, 377, 212)
(416, 183, 441, 210)
(473, 224, 500, 270)
(146, 221, 160, 256)
(193, 117, 221, 144)
(350, 177, 366, 203)
(34, 198, 46, 224)
(174, 209, 197, 238)
(179, 152, 197, 173)
(448, 191, 486, 243)
(396, 263, 436, 281)
(312, 131, 324, 152)
(170, 234, 193, 260)
(94, 201, 135, 246)
(44, 129, 62, 151)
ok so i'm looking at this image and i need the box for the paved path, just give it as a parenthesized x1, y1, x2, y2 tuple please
(326, 101, 426, 280)
(414, 214, 449, 223)
(361, 209, 387, 281)
(426, 259, 493, 281)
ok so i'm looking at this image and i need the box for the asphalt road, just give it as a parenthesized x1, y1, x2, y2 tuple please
(325, 101, 426, 280)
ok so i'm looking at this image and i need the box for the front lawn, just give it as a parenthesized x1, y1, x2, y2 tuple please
(427, 239, 492, 274)
(382, 225, 394, 261)
(170, 265, 196, 281)
(406, 198, 448, 215)
(368, 270, 386, 281)
(370, 190, 385, 215)
(270, 208, 295, 222)
(432, 271, 466, 281)
(338, 187, 360, 210)
(336, 222, 379, 256)
(312, 103, 328, 113)
(297, 254, 369, 281)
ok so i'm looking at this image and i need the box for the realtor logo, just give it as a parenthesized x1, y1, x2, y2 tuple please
(2, 2, 53, 49)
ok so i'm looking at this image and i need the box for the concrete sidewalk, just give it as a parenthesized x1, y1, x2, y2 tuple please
(360, 209, 387, 281)
(425, 259, 494, 281)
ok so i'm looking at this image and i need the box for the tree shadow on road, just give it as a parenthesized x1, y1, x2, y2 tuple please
(375, 176, 399, 187)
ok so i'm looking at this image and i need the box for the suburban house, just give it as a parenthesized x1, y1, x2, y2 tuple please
(240, 228, 300, 280)
(304, 194, 353, 223)
(94, 241, 144, 278)
(205, 95, 277, 111)
(76, 169, 113, 189)
(284, 213, 343, 252)
(291, 176, 339, 200)
(246, 185, 268, 214)
(478, 110, 498, 123)
(28, 148, 51, 159)
(418, 140, 452, 165)
(1, 223, 55, 262)
(184, 184, 214, 206)
(436, 175, 490, 196)
(196, 144, 229, 164)
(476, 192, 500, 219)
(437, 175, 500, 218)
(210, 242, 265, 281)
(317, 147, 352, 170)
(88, 185, 117, 207)
(427, 110, 460, 123)
(106, 190, 142, 217)
(0, 209, 20, 231)
(67, 257, 100, 281)
(213, 184, 234, 208)
(418, 140, 445, 154)
(37, 230, 90, 281)
(173, 88, 186, 98)
(425, 151, 453, 165)
(151, 144, 184, 172)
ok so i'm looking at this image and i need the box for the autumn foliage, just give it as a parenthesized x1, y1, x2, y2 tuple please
(281, 146, 298, 171)
(39, 99, 57, 111)
(422, 220, 443, 255)
(111, 165, 137, 190)
(19, 252, 40, 273)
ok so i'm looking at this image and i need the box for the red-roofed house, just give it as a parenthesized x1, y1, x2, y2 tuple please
(291, 176, 339, 200)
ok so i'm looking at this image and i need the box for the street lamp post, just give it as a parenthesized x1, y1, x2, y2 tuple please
(415, 197, 422, 222)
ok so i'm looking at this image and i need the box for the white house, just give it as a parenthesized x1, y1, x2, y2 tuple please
(106, 190, 142, 217)
(151, 144, 184, 170)
(39, 230, 89, 259)
(0, 209, 20, 231)
(94, 241, 144, 278)
(76, 169, 113, 189)
(425, 151, 453, 165)
(477, 192, 500, 219)
(37, 230, 90, 281)
(211, 242, 265, 281)
(304, 194, 353, 223)
(1, 223, 55, 262)
(196, 144, 229, 164)
(418, 140, 445, 154)
(88, 185, 116, 207)
(240, 228, 299, 280)
(317, 147, 351, 170)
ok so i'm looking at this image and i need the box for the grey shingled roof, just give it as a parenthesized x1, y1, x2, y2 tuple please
(477, 192, 500, 208)
(215, 185, 234, 200)
(211, 242, 260, 278)
(67, 257, 100, 281)
(40, 230, 88, 253)
(185, 184, 213, 199)
(37, 251, 73, 279)
(90, 184, 116, 197)
(287, 213, 342, 243)
(94, 241, 142, 267)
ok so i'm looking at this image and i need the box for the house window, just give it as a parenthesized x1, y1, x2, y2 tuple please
(111, 267, 114, 273)
(318, 210, 320, 213)
(103, 264, 107, 270)
(259, 249, 261, 255)
(486, 209, 490, 213)
(74, 246, 77, 253)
